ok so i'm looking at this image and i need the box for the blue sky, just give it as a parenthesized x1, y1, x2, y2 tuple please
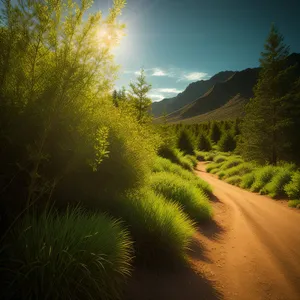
(98, 0, 300, 102)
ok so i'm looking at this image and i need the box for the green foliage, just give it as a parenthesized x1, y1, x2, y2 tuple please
(218, 132, 236, 152)
(238, 24, 300, 164)
(1, 208, 133, 300)
(150, 172, 212, 223)
(109, 189, 196, 265)
(225, 175, 242, 186)
(197, 133, 212, 151)
(177, 129, 195, 155)
(213, 155, 228, 163)
(264, 168, 293, 198)
(223, 163, 255, 179)
(240, 173, 256, 189)
(152, 157, 212, 196)
(288, 200, 300, 208)
(284, 172, 300, 199)
(128, 69, 152, 123)
(220, 157, 243, 170)
(185, 154, 198, 167)
(250, 166, 278, 192)
(209, 122, 222, 143)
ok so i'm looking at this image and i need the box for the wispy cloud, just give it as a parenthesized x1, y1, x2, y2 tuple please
(151, 68, 168, 77)
(148, 94, 165, 102)
(179, 72, 209, 81)
(154, 88, 182, 94)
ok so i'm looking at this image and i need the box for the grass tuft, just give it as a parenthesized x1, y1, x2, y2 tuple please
(284, 172, 300, 199)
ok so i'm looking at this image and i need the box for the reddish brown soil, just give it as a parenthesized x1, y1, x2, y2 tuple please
(125, 162, 300, 300)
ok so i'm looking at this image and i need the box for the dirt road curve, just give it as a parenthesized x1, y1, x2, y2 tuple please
(126, 162, 300, 300)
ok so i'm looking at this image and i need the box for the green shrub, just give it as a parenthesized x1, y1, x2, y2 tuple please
(177, 130, 195, 155)
(213, 155, 228, 163)
(195, 151, 207, 161)
(206, 162, 223, 173)
(217, 171, 226, 179)
(185, 154, 198, 167)
(220, 157, 243, 171)
(264, 169, 293, 198)
(223, 163, 255, 179)
(150, 172, 212, 223)
(1, 208, 133, 300)
(225, 175, 242, 186)
(197, 133, 212, 151)
(152, 157, 212, 196)
(284, 172, 300, 199)
(218, 133, 236, 152)
(250, 166, 278, 193)
(209, 122, 222, 143)
(288, 200, 300, 208)
(174, 149, 194, 170)
(113, 189, 196, 265)
(240, 172, 256, 189)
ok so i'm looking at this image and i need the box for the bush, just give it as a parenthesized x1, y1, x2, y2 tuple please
(213, 155, 228, 163)
(218, 133, 236, 152)
(1, 208, 133, 300)
(288, 200, 300, 208)
(185, 154, 198, 167)
(111, 189, 196, 265)
(206, 162, 223, 173)
(209, 122, 222, 143)
(152, 157, 212, 196)
(177, 130, 195, 155)
(150, 172, 212, 223)
(250, 166, 278, 193)
(240, 172, 256, 189)
(284, 172, 300, 199)
(197, 133, 212, 151)
(223, 163, 255, 179)
(217, 171, 226, 179)
(220, 157, 243, 170)
(174, 149, 194, 170)
(264, 169, 293, 198)
(225, 175, 242, 186)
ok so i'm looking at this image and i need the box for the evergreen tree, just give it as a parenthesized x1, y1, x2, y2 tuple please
(218, 133, 236, 152)
(239, 24, 299, 164)
(177, 129, 195, 155)
(198, 133, 212, 151)
(129, 69, 152, 122)
(209, 121, 222, 143)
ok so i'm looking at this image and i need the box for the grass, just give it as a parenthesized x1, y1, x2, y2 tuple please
(1, 207, 133, 300)
(220, 157, 244, 171)
(114, 189, 196, 265)
(213, 155, 228, 163)
(152, 157, 212, 196)
(288, 200, 300, 208)
(240, 172, 256, 189)
(284, 172, 300, 199)
(263, 168, 293, 198)
(150, 172, 212, 223)
(250, 166, 278, 193)
(225, 175, 242, 186)
(223, 162, 255, 179)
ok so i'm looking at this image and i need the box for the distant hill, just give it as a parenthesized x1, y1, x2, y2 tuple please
(155, 53, 300, 123)
(151, 71, 235, 117)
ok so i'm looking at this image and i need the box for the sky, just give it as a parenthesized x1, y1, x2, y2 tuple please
(94, 0, 300, 102)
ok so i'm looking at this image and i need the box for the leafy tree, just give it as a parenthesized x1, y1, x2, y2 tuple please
(112, 87, 127, 107)
(129, 69, 152, 122)
(238, 24, 300, 164)
(209, 121, 222, 143)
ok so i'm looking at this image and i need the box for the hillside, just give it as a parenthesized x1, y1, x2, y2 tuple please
(151, 71, 235, 116)
(155, 53, 300, 123)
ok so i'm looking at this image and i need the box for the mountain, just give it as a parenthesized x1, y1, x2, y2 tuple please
(155, 53, 300, 123)
(151, 71, 235, 116)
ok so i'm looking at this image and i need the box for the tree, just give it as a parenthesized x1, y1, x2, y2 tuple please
(218, 133, 236, 152)
(198, 133, 212, 151)
(209, 122, 222, 143)
(129, 69, 152, 122)
(177, 129, 195, 155)
(112, 87, 127, 107)
(238, 24, 300, 164)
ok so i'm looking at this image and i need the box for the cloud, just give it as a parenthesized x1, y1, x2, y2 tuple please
(148, 94, 165, 102)
(180, 72, 209, 81)
(151, 68, 168, 77)
(154, 88, 182, 94)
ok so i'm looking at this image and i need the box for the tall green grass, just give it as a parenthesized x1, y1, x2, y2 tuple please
(152, 157, 212, 196)
(1, 208, 133, 300)
(240, 172, 256, 189)
(112, 189, 196, 265)
(284, 172, 300, 199)
(150, 172, 212, 223)
(250, 166, 278, 193)
(263, 169, 293, 198)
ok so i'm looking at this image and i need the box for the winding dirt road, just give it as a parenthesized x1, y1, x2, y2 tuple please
(126, 162, 300, 300)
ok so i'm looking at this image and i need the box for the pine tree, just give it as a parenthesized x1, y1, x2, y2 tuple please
(209, 121, 222, 143)
(239, 24, 299, 164)
(129, 69, 152, 122)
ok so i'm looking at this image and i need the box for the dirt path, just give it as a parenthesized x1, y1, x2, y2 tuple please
(126, 162, 300, 300)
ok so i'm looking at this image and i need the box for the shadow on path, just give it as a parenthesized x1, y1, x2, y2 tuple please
(198, 218, 225, 241)
(125, 265, 223, 300)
